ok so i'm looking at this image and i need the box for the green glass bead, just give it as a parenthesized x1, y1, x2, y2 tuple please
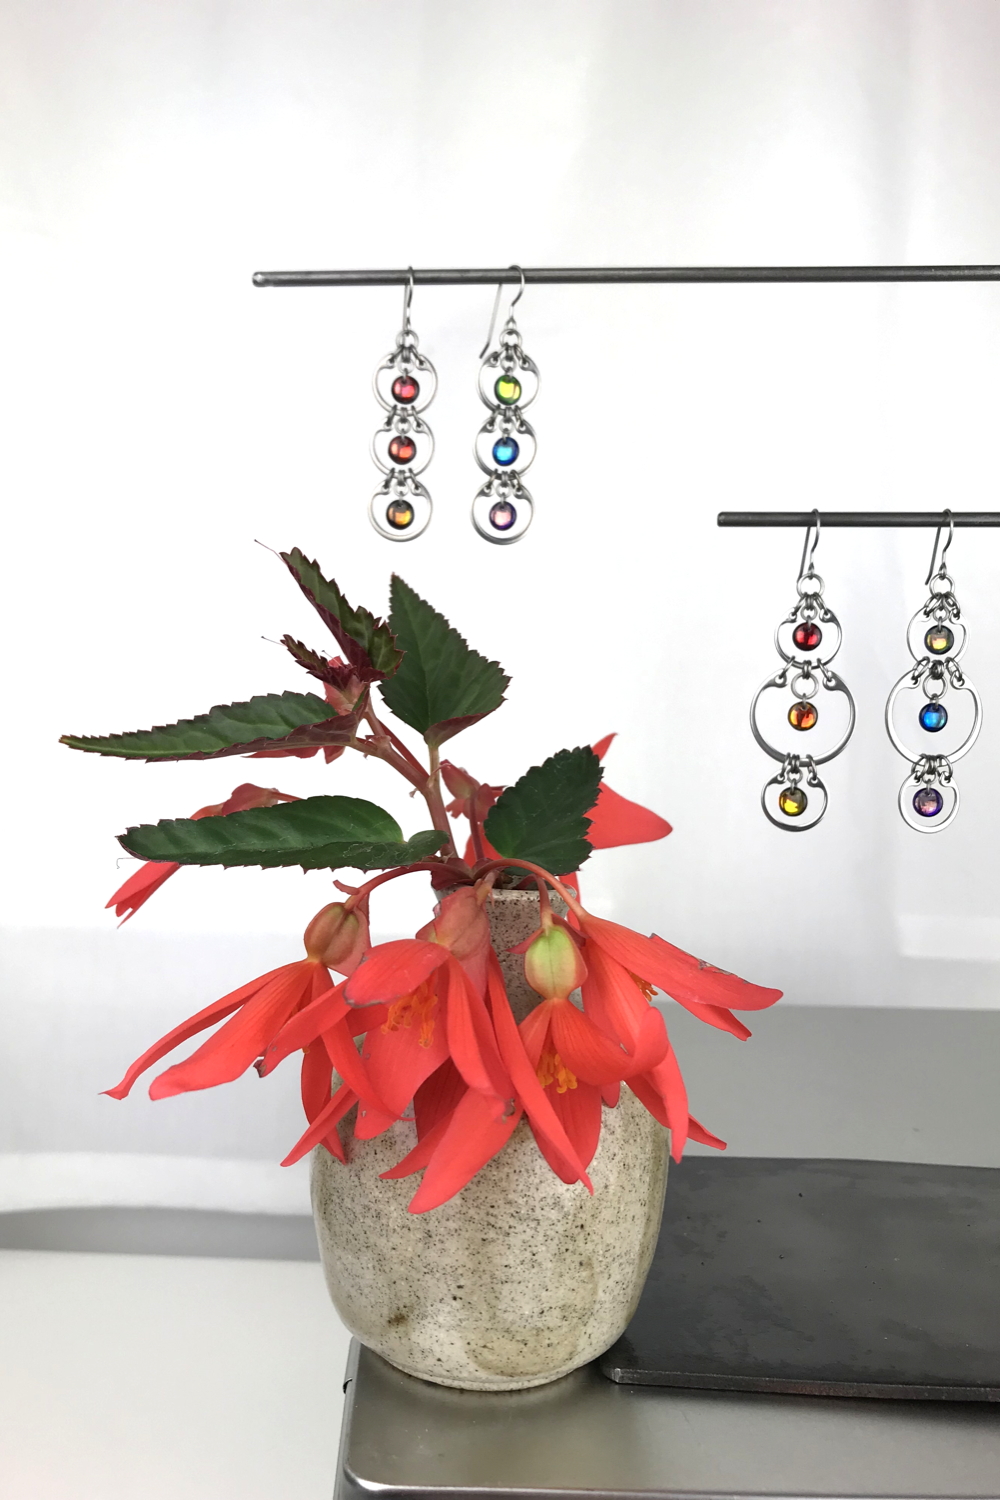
(495, 374, 522, 406)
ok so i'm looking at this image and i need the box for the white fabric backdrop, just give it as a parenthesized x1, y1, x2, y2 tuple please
(2, 0, 999, 1212)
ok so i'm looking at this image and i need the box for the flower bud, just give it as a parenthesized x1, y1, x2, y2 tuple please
(524, 923, 588, 1001)
(303, 902, 369, 974)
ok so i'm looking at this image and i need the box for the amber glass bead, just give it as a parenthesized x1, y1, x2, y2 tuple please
(793, 619, 822, 651)
(391, 374, 419, 404)
(788, 700, 818, 731)
(388, 434, 417, 464)
(925, 625, 954, 655)
(385, 499, 414, 530)
(495, 374, 522, 405)
(778, 786, 808, 817)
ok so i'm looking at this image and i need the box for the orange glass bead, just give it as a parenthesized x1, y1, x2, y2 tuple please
(788, 700, 818, 731)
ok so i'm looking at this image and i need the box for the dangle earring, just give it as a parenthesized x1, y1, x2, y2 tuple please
(750, 512, 856, 830)
(369, 269, 436, 540)
(473, 265, 539, 543)
(885, 511, 982, 831)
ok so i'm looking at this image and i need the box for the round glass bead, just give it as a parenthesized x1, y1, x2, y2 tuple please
(492, 435, 520, 467)
(489, 500, 517, 532)
(391, 373, 420, 404)
(919, 701, 948, 732)
(778, 786, 808, 817)
(385, 498, 414, 530)
(788, 700, 818, 731)
(495, 374, 522, 405)
(793, 620, 823, 651)
(913, 785, 944, 818)
(925, 624, 954, 655)
(388, 434, 417, 465)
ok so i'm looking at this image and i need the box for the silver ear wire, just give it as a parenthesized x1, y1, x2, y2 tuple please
(472, 266, 538, 544)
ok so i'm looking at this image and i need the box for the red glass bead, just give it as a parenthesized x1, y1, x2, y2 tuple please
(391, 374, 419, 404)
(388, 434, 417, 465)
(793, 619, 823, 651)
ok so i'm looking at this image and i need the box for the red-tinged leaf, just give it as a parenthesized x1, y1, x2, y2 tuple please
(261, 982, 350, 1073)
(301, 1044, 334, 1124)
(549, 998, 633, 1086)
(547, 1080, 604, 1172)
(149, 961, 318, 1099)
(407, 1090, 522, 1214)
(586, 782, 672, 849)
(280, 549, 402, 681)
(103, 965, 290, 1099)
(414, 1059, 467, 1139)
(688, 1114, 726, 1151)
(346, 939, 449, 1006)
(281, 636, 366, 695)
(444, 958, 511, 1100)
(486, 954, 590, 1187)
(282, 1083, 357, 1166)
(106, 860, 179, 923)
(379, 1112, 456, 1180)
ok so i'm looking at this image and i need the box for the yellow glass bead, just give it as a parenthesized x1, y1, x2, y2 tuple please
(495, 374, 522, 405)
(924, 625, 954, 655)
(778, 786, 808, 817)
(386, 499, 414, 530)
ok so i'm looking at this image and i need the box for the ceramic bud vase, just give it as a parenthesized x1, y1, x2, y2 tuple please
(311, 889, 669, 1391)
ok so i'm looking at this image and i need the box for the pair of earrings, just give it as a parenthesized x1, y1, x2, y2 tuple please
(752, 511, 982, 832)
(369, 267, 539, 545)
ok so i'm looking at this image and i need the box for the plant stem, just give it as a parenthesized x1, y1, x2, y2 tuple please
(475, 858, 585, 918)
(424, 740, 458, 859)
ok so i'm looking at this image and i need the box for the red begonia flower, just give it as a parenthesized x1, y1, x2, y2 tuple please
(585, 733, 672, 849)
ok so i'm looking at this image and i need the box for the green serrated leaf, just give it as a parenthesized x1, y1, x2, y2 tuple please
(118, 795, 446, 871)
(485, 746, 603, 874)
(61, 692, 357, 761)
(379, 576, 509, 745)
(281, 549, 402, 680)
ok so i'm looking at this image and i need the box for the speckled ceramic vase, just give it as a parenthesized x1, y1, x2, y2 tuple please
(311, 890, 669, 1391)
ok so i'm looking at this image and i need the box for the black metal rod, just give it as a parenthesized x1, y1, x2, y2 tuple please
(718, 512, 1000, 528)
(253, 264, 1000, 288)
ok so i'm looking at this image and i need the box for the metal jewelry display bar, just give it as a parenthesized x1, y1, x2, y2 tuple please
(719, 512, 1000, 528)
(253, 264, 1000, 287)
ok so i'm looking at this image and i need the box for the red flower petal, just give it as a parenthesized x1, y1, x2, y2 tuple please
(688, 1114, 726, 1151)
(585, 783, 672, 849)
(444, 957, 512, 1101)
(407, 1090, 522, 1214)
(345, 939, 449, 1006)
(282, 1082, 357, 1166)
(485, 953, 590, 1188)
(380, 1110, 456, 1181)
(300, 1044, 334, 1125)
(321, 1015, 394, 1119)
(354, 995, 450, 1138)
(414, 1059, 467, 1139)
(106, 861, 179, 923)
(149, 961, 319, 1099)
(546, 1080, 604, 1171)
(261, 980, 350, 1073)
(581, 916, 782, 1013)
(103, 965, 291, 1099)
(549, 997, 633, 1085)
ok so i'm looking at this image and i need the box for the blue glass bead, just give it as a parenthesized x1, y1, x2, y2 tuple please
(913, 786, 944, 817)
(919, 701, 948, 732)
(492, 436, 520, 467)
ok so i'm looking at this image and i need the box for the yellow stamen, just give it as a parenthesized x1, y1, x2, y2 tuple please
(382, 978, 438, 1048)
(630, 971, 656, 1003)
(536, 1046, 578, 1094)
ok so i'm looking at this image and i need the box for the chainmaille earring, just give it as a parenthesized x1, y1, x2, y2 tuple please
(473, 265, 539, 543)
(885, 511, 982, 831)
(369, 269, 436, 541)
(750, 511, 856, 830)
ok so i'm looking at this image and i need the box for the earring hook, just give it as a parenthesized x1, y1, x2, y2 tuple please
(926, 508, 954, 585)
(798, 509, 821, 584)
(479, 264, 526, 358)
(401, 267, 415, 340)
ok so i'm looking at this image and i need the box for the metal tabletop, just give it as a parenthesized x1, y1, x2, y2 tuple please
(336, 1341, 1000, 1500)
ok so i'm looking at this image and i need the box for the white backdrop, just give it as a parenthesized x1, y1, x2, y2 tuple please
(2, 0, 999, 1212)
